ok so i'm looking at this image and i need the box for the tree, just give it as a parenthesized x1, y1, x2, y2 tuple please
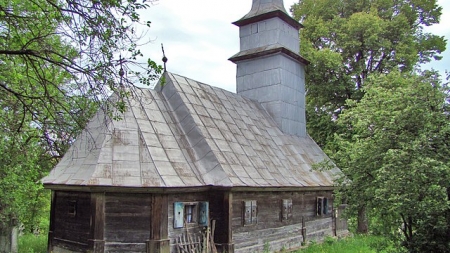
(332, 71, 450, 252)
(1, 0, 162, 142)
(291, 0, 446, 233)
(0, 0, 163, 243)
(291, 0, 446, 149)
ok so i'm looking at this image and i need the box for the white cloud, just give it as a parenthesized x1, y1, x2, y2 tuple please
(142, 0, 449, 92)
(142, 0, 297, 92)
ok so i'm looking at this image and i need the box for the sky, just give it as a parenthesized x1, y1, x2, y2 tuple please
(142, 0, 450, 92)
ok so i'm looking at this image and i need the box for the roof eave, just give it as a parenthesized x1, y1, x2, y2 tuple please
(233, 10, 303, 30)
(43, 184, 335, 193)
(229, 46, 310, 65)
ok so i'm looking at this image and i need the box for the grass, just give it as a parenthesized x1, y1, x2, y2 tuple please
(18, 233, 47, 253)
(17, 233, 389, 253)
(296, 235, 385, 253)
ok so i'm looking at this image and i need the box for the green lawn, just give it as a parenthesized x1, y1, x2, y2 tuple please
(19, 233, 386, 253)
(296, 235, 385, 253)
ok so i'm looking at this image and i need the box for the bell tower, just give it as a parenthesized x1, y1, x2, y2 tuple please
(229, 0, 309, 137)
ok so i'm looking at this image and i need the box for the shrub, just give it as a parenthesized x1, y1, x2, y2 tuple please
(19, 233, 47, 253)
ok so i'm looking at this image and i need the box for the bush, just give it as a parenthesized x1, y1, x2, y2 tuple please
(19, 233, 47, 253)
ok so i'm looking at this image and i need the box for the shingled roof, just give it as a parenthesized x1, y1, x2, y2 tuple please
(42, 72, 339, 189)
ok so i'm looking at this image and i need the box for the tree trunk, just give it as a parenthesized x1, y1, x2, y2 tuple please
(357, 206, 369, 234)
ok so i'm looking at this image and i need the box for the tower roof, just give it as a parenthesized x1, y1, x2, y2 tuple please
(243, 0, 288, 19)
(233, 0, 302, 29)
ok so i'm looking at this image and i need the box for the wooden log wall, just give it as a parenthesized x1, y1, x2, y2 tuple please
(304, 217, 333, 243)
(53, 191, 91, 252)
(232, 191, 333, 253)
(104, 193, 151, 253)
(49, 190, 337, 253)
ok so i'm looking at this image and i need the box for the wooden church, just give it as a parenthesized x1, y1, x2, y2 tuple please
(42, 0, 347, 252)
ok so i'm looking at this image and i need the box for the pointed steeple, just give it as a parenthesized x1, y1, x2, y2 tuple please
(234, 0, 302, 30)
(241, 0, 287, 19)
(229, 0, 309, 137)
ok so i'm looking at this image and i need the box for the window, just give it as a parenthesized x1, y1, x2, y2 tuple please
(251, 23, 258, 34)
(243, 200, 257, 225)
(317, 197, 328, 216)
(174, 202, 209, 228)
(282, 199, 293, 221)
(68, 200, 77, 217)
(185, 204, 197, 223)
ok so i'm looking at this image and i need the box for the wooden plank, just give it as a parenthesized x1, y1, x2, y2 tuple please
(147, 194, 170, 253)
(104, 193, 151, 244)
(47, 191, 56, 252)
(224, 192, 233, 244)
(105, 242, 147, 252)
(89, 192, 105, 252)
(150, 194, 168, 240)
(210, 220, 218, 253)
(230, 190, 335, 252)
(221, 191, 234, 253)
(53, 191, 91, 252)
(53, 237, 89, 252)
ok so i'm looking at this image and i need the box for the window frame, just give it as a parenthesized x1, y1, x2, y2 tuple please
(68, 200, 77, 217)
(184, 202, 198, 224)
(243, 200, 257, 226)
(173, 201, 209, 229)
(281, 199, 293, 221)
(316, 197, 329, 216)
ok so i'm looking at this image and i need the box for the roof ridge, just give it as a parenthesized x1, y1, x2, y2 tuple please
(162, 73, 232, 186)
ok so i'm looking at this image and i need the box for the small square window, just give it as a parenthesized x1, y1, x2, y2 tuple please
(68, 200, 77, 217)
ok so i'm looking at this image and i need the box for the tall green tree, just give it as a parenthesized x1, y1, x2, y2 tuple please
(333, 71, 449, 252)
(291, 0, 446, 149)
(0, 0, 162, 138)
(0, 0, 162, 241)
(291, 0, 447, 233)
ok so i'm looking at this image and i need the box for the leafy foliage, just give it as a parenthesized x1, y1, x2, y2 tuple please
(291, 0, 447, 242)
(291, 0, 446, 148)
(0, 0, 163, 135)
(0, 0, 163, 235)
(332, 71, 450, 252)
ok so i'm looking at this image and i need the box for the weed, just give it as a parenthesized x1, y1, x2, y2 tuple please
(297, 235, 386, 253)
(324, 236, 336, 245)
(19, 233, 47, 253)
(263, 241, 271, 253)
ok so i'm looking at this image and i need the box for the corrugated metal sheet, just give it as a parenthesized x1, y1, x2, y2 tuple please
(42, 72, 340, 188)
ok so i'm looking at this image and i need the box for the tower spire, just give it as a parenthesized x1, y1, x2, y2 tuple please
(233, 0, 301, 29)
(242, 0, 287, 20)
